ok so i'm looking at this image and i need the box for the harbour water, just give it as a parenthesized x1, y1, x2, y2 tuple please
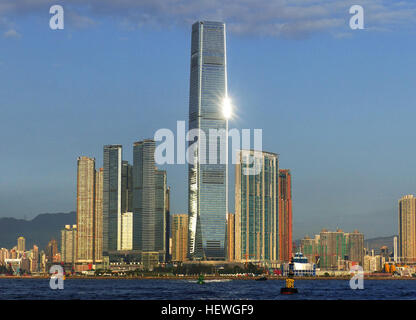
(0, 279, 416, 300)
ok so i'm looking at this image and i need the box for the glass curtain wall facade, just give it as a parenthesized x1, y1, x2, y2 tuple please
(132, 140, 156, 254)
(103, 145, 122, 254)
(235, 150, 279, 262)
(188, 21, 228, 260)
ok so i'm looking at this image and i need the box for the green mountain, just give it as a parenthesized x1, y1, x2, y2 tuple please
(0, 212, 76, 251)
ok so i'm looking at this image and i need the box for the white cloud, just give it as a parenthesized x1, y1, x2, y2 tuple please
(3, 28, 21, 38)
(0, 0, 415, 39)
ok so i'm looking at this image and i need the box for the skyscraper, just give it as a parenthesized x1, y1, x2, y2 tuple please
(279, 169, 292, 262)
(94, 168, 103, 262)
(103, 145, 122, 253)
(46, 239, 58, 263)
(76, 156, 95, 263)
(188, 21, 229, 260)
(394, 236, 398, 263)
(165, 187, 171, 262)
(119, 212, 133, 251)
(235, 150, 279, 262)
(121, 160, 133, 214)
(226, 213, 235, 261)
(345, 230, 364, 266)
(61, 225, 77, 264)
(300, 235, 320, 265)
(155, 169, 167, 262)
(398, 195, 416, 263)
(172, 214, 188, 262)
(17, 237, 25, 253)
(133, 140, 156, 263)
(318, 229, 346, 270)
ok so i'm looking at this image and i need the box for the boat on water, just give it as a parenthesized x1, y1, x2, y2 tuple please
(281, 252, 316, 277)
(255, 276, 267, 281)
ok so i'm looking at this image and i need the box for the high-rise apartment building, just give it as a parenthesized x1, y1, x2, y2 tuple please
(119, 212, 133, 251)
(172, 214, 188, 262)
(76, 156, 95, 263)
(345, 230, 364, 266)
(318, 229, 346, 270)
(76, 157, 103, 264)
(94, 168, 103, 262)
(155, 169, 167, 261)
(226, 213, 235, 261)
(399, 195, 416, 263)
(30, 245, 39, 273)
(61, 225, 77, 264)
(300, 235, 320, 265)
(279, 169, 292, 262)
(394, 236, 398, 263)
(103, 145, 122, 254)
(188, 21, 229, 260)
(309, 229, 364, 270)
(46, 239, 58, 262)
(235, 150, 279, 262)
(17, 237, 25, 253)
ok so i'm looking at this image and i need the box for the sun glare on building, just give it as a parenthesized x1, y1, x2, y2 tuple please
(223, 96, 232, 119)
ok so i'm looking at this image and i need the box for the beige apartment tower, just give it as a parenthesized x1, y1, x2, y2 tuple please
(76, 156, 95, 263)
(171, 214, 188, 262)
(94, 168, 103, 262)
(399, 195, 416, 264)
(76, 156, 103, 265)
(61, 225, 77, 264)
(17, 237, 25, 253)
(226, 213, 235, 261)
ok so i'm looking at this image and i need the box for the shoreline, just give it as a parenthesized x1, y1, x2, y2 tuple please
(0, 275, 414, 280)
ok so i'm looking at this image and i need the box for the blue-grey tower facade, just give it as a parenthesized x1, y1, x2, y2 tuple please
(188, 21, 228, 260)
(103, 145, 122, 254)
(133, 139, 168, 265)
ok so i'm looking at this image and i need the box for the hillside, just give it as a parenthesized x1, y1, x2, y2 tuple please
(0, 212, 76, 251)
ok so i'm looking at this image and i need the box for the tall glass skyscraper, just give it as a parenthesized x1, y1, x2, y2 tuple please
(133, 139, 168, 265)
(103, 145, 122, 254)
(188, 21, 228, 260)
(133, 140, 156, 254)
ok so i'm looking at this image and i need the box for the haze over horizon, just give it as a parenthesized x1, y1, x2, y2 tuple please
(1, 1, 416, 240)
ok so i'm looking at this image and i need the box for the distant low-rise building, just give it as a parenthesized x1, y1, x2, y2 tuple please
(364, 254, 385, 272)
(300, 229, 364, 270)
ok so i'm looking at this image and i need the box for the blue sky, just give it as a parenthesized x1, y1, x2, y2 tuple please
(1, 0, 416, 239)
